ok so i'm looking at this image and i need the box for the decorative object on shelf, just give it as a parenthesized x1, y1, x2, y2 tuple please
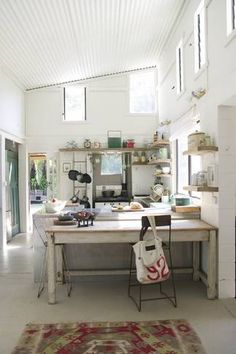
(159, 147, 168, 159)
(162, 166, 171, 174)
(140, 151, 146, 163)
(93, 141, 101, 149)
(195, 171, 208, 186)
(122, 140, 127, 147)
(157, 120, 171, 140)
(161, 188, 170, 203)
(153, 131, 159, 143)
(192, 88, 206, 99)
(149, 153, 157, 162)
(133, 152, 140, 163)
(65, 140, 78, 149)
(188, 131, 205, 150)
(107, 130, 122, 148)
(150, 183, 164, 201)
(63, 162, 71, 173)
(84, 139, 92, 149)
(155, 165, 162, 175)
(126, 139, 135, 148)
(207, 164, 218, 187)
(204, 134, 211, 146)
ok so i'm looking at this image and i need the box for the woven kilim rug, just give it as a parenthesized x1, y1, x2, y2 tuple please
(11, 319, 206, 354)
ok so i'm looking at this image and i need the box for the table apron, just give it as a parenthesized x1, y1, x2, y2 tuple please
(53, 230, 210, 244)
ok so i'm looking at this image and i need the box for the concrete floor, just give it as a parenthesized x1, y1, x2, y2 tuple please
(0, 233, 236, 354)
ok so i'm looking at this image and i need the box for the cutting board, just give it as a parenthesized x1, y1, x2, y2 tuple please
(171, 205, 201, 213)
(112, 207, 144, 212)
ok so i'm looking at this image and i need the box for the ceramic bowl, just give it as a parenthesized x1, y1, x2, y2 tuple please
(162, 166, 170, 174)
(44, 200, 67, 213)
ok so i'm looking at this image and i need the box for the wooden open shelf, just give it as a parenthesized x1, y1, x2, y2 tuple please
(132, 162, 148, 165)
(151, 140, 170, 147)
(148, 159, 171, 165)
(183, 185, 218, 192)
(60, 147, 159, 153)
(154, 174, 172, 178)
(183, 146, 218, 155)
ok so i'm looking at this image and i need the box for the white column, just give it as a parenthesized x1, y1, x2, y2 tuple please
(18, 143, 29, 233)
(0, 134, 6, 249)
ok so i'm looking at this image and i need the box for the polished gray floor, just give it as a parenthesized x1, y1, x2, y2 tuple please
(0, 233, 236, 354)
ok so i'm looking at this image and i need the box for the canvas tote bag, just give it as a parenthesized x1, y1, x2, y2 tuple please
(133, 216, 170, 284)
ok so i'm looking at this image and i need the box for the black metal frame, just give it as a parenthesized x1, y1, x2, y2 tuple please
(128, 215, 177, 311)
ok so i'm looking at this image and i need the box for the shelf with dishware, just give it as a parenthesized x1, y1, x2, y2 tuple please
(148, 159, 171, 165)
(183, 133, 218, 193)
(154, 173, 172, 178)
(183, 146, 218, 155)
(183, 186, 219, 192)
(59, 146, 166, 153)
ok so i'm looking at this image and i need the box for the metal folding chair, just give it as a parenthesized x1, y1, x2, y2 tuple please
(128, 214, 177, 311)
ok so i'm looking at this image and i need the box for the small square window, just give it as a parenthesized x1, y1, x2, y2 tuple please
(194, 0, 207, 73)
(129, 71, 156, 114)
(226, 0, 236, 36)
(176, 39, 184, 95)
(101, 154, 122, 175)
(63, 86, 86, 121)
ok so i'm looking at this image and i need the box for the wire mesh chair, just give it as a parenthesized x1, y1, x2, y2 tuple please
(33, 216, 72, 298)
(128, 214, 177, 311)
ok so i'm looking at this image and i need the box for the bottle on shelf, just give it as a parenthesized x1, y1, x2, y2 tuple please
(140, 151, 146, 163)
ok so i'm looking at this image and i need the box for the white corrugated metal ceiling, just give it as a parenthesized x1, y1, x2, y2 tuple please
(0, 0, 186, 90)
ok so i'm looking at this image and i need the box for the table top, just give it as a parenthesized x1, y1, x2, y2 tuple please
(46, 218, 217, 233)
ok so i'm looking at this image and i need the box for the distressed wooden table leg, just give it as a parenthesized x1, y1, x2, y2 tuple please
(193, 241, 200, 281)
(47, 232, 56, 304)
(207, 230, 217, 299)
(56, 245, 63, 283)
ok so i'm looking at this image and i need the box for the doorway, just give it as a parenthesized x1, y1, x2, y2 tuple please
(5, 142, 20, 239)
(29, 154, 48, 204)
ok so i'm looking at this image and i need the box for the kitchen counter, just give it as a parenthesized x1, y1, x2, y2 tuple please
(95, 206, 200, 221)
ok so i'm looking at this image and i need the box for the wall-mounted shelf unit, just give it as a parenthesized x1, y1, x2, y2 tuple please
(148, 159, 171, 165)
(183, 145, 218, 193)
(183, 146, 218, 155)
(154, 174, 172, 178)
(59, 141, 170, 153)
(151, 140, 170, 147)
(183, 186, 219, 192)
(132, 162, 148, 165)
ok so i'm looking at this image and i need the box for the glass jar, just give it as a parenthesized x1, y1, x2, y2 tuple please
(140, 152, 146, 163)
(133, 152, 140, 163)
(196, 171, 207, 186)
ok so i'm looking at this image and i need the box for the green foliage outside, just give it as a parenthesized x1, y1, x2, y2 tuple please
(30, 159, 48, 193)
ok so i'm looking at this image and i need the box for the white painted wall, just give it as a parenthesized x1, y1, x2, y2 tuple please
(0, 71, 25, 138)
(26, 74, 158, 200)
(26, 75, 158, 153)
(0, 70, 26, 247)
(158, 0, 236, 297)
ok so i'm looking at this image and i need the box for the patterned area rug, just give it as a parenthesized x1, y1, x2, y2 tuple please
(12, 319, 206, 354)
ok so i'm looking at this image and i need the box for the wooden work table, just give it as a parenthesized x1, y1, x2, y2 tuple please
(46, 218, 217, 304)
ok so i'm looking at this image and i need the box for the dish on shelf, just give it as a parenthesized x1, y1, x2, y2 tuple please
(162, 166, 170, 174)
(150, 184, 164, 201)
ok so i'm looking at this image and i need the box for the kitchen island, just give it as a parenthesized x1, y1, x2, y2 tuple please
(45, 217, 217, 304)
